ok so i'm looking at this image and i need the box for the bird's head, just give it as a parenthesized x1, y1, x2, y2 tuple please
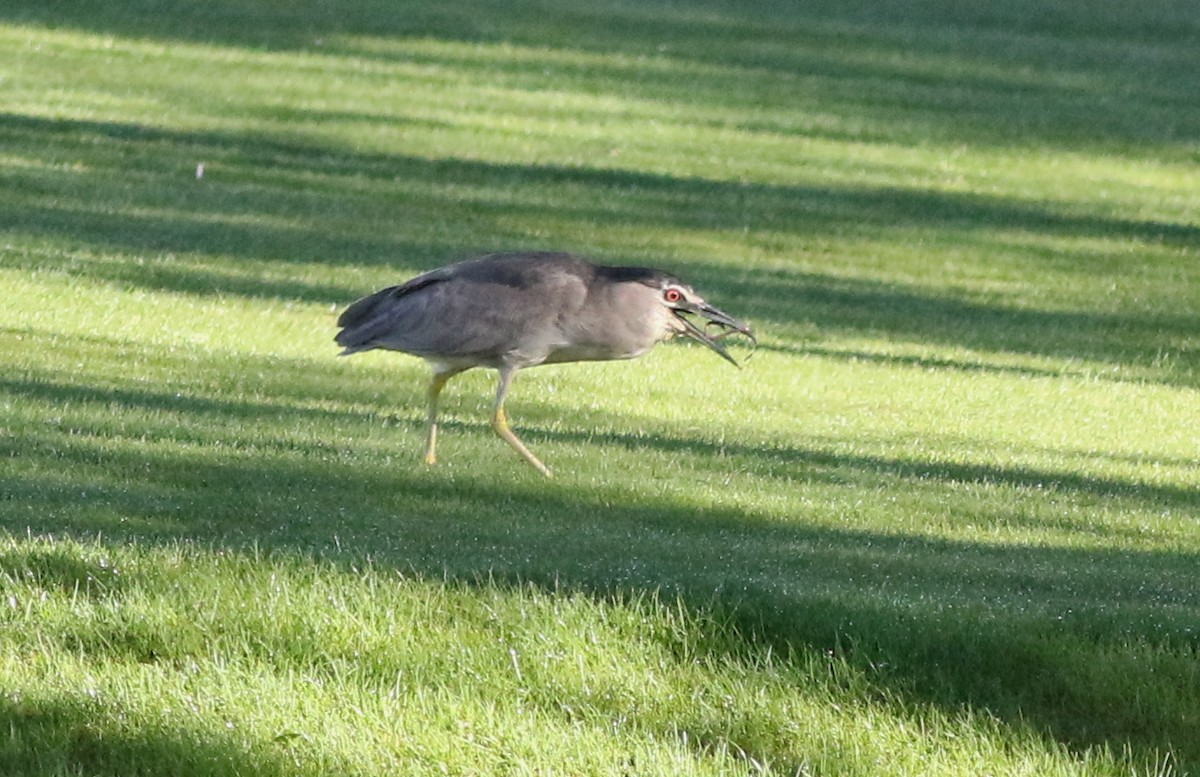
(653, 278, 756, 367)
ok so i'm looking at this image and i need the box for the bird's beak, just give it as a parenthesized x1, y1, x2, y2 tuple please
(672, 301, 756, 367)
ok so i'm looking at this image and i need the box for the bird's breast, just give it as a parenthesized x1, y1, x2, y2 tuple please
(541, 339, 654, 364)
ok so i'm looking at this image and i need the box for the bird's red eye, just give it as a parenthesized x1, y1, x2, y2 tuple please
(664, 288, 682, 303)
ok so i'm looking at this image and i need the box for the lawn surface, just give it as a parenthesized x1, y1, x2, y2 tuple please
(2, 0, 1198, 775)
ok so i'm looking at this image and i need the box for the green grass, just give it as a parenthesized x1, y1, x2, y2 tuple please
(2, 0, 1199, 774)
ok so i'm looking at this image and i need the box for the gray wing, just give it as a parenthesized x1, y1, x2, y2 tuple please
(334, 254, 591, 366)
(334, 268, 450, 355)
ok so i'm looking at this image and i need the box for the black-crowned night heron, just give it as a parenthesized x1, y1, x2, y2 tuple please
(335, 251, 755, 477)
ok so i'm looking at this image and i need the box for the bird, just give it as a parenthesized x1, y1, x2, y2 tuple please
(335, 251, 755, 477)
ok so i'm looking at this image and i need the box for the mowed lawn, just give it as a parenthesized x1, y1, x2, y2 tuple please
(2, 0, 1198, 774)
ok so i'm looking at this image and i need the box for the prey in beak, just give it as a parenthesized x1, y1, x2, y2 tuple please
(659, 282, 757, 366)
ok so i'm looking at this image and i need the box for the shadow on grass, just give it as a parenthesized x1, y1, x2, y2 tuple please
(3, 113, 1197, 385)
(3, 354, 1199, 770)
(6, 436, 1200, 770)
(0, 542, 126, 601)
(4, 332, 1197, 514)
(0, 695, 304, 777)
(6, 113, 1199, 254)
(3, 0, 1198, 156)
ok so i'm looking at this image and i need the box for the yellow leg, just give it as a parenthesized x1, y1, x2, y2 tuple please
(491, 404, 553, 478)
(423, 371, 456, 465)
